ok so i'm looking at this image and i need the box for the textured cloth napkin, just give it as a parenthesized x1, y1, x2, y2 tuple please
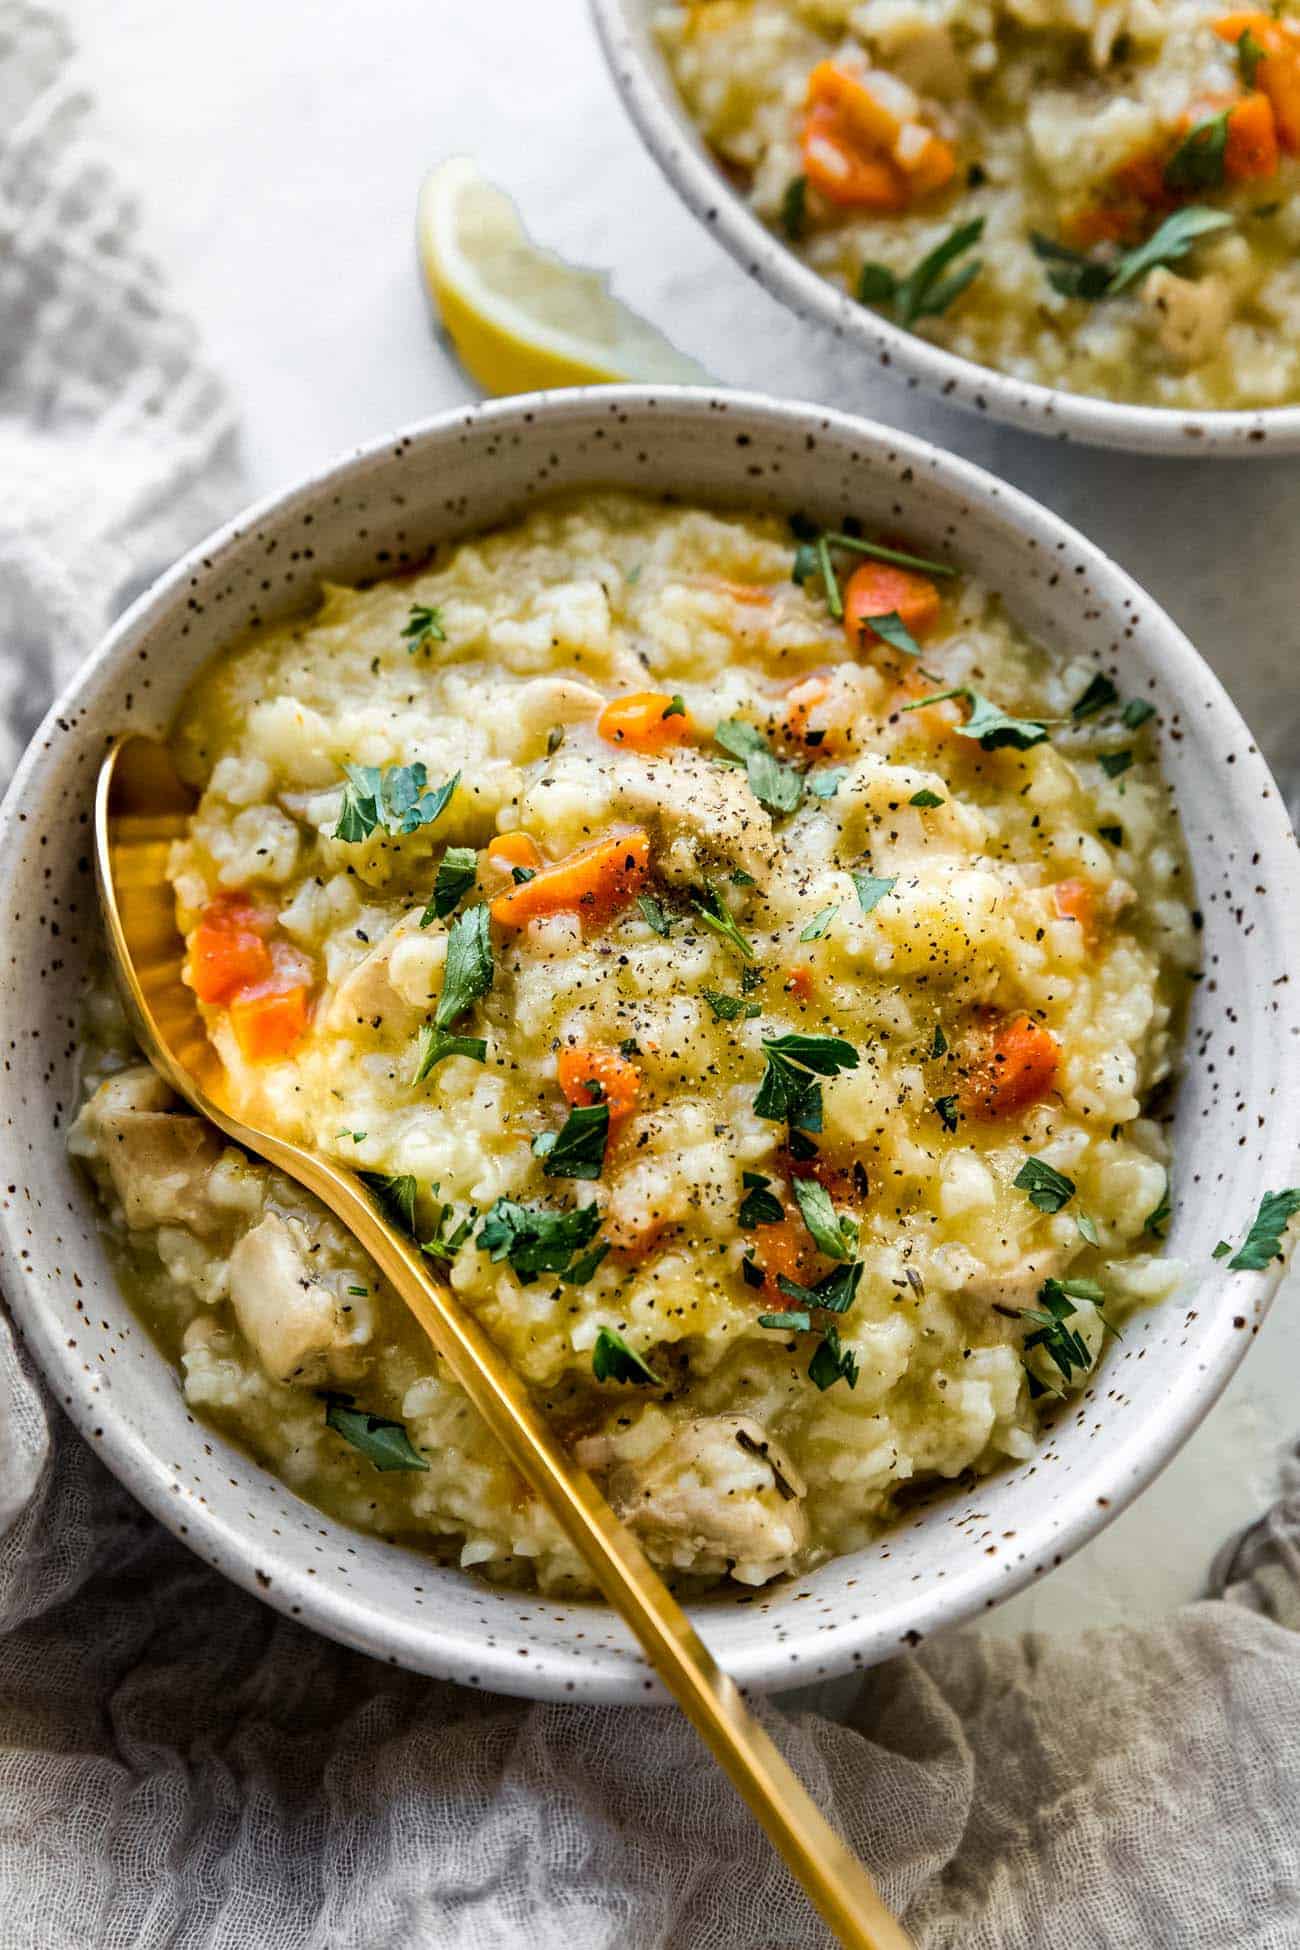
(2, 7, 1299, 1945)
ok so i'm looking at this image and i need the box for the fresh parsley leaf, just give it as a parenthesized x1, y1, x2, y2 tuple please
(715, 718, 770, 761)
(1071, 672, 1119, 722)
(434, 903, 493, 1029)
(791, 539, 819, 587)
(904, 686, 1050, 751)
(662, 694, 686, 719)
(1145, 1177, 1171, 1239)
(799, 904, 838, 942)
(741, 1254, 766, 1289)
(754, 1033, 859, 1133)
(692, 884, 755, 961)
(1122, 697, 1156, 729)
(935, 1095, 959, 1132)
(739, 1171, 785, 1229)
(822, 532, 956, 578)
(420, 1196, 476, 1264)
(816, 534, 843, 619)
(1013, 1156, 1076, 1213)
(511, 865, 535, 885)
(1099, 750, 1133, 779)
(334, 761, 460, 842)
(1076, 1210, 1100, 1246)
(860, 217, 985, 325)
(806, 767, 848, 799)
(361, 1171, 419, 1236)
(423, 845, 478, 924)
(477, 1197, 602, 1285)
(1238, 25, 1267, 85)
(542, 1102, 610, 1181)
(1108, 205, 1233, 295)
(758, 1309, 812, 1333)
(1019, 1280, 1099, 1388)
(931, 1023, 948, 1058)
(1213, 1238, 1233, 1260)
(702, 988, 761, 1023)
(746, 746, 805, 816)
(791, 1175, 856, 1262)
(637, 894, 674, 938)
(910, 789, 945, 808)
(323, 1394, 429, 1472)
(1165, 109, 1230, 193)
(592, 1325, 661, 1386)
(561, 1241, 610, 1286)
(808, 1324, 859, 1391)
(851, 871, 896, 915)
(863, 609, 921, 657)
(1030, 231, 1113, 302)
(777, 1260, 863, 1316)
(412, 1024, 487, 1082)
(1226, 1189, 1300, 1271)
(401, 602, 446, 653)
(780, 173, 808, 242)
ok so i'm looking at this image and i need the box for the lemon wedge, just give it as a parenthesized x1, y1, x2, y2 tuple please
(416, 157, 708, 395)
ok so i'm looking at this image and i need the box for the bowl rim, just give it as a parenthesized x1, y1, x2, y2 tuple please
(2, 382, 1298, 1702)
(589, 0, 1300, 457)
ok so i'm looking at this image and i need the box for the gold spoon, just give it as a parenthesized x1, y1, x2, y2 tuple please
(96, 731, 912, 1950)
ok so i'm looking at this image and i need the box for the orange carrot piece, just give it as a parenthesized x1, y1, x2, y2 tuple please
(557, 1045, 642, 1122)
(1052, 878, 1096, 940)
(750, 1214, 821, 1302)
(784, 964, 815, 1002)
(801, 100, 909, 210)
(806, 60, 904, 145)
(896, 128, 957, 198)
(1215, 16, 1300, 150)
(843, 562, 942, 652)
(1225, 90, 1279, 177)
(190, 895, 273, 1005)
(963, 1014, 1060, 1121)
(487, 831, 542, 873)
(490, 830, 651, 931)
(229, 985, 309, 1062)
(597, 692, 692, 754)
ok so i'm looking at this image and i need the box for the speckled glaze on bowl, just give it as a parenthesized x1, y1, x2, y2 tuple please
(590, 0, 1300, 457)
(1, 388, 1297, 1706)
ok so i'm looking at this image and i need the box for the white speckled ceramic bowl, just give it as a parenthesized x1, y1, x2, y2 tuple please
(1, 388, 1297, 1704)
(591, 0, 1300, 456)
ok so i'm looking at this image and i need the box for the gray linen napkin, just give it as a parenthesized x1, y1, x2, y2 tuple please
(1, 7, 1298, 1945)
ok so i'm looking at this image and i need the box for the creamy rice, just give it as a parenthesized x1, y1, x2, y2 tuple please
(657, 0, 1300, 409)
(71, 493, 1193, 1594)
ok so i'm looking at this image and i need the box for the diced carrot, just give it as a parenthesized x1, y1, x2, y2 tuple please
(557, 1045, 642, 1122)
(962, 1013, 1060, 1121)
(189, 895, 273, 1005)
(1215, 15, 1300, 148)
(1226, 88, 1281, 175)
(229, 984, 309, 1062)
(490, 830, 651, 931)
(715, 578, 774, 606)
(843, 562, 942, 652)
(802, 101, 909, 211)
(751, 1215, 821, 1302)
(895, 127, 957, 197)
(1052, 878, 1096, 939)
(487, 831, 542, 873)
(1066, 144, 1173, 249)
(597, 692, 692, 754)
(784, 964, 815, 1002)
(806, 60, 906, 148)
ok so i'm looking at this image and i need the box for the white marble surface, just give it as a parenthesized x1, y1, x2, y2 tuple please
(72, 0, 1299, 1635)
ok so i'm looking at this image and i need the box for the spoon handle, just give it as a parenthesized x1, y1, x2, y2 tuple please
(311, 1166, 911, 1950)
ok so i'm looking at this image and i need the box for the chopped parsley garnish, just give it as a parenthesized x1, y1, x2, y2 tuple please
(1099, 824, 1125, 846)
(738, 1171, 785, 1229)
(910, 789, 945, 809)
(1213, 1239, 1233, 1260)
(1164, 109, 1229, 193)
(419, 1195, 476, 1264)
(1238, 25, 1267, 85)
(423, 844, 478, 924)
(1071, 672, 1119, 722)
(637, 893, 674, 938)
(758, 1308, 811, 1332)
(663, 694, 687, 719)
(776, 1260, 863, 1316)
(1098, 750, 1133, 779)
(792, 527, 955, 621)
(808, 1324, 859, 1392)
(591, 1325, 661, 1386)
(334, 762, 460, 843)
(1019, 1278, 1106, 1393)
(1030, 231, 1113, 302)
(323, 1394, 429, 1472)
(864, 609, 921, 657)
(806, 767, 849, 799)
(859, 217, 985, 325)
(703, 987, 761, 1023)
(541, 1102, 610, 1181)
(931, 1023, 948, 1058)
(347, 1285, 369, 1296)
(1013, 1156, 1076, 1214)
(754, 1033, 860, 1133)
(691, 884, 755, 961)
(934, 1095, 959, 1132)
(561, 1241, 610, 1287)
(1122, 697, 1156, 729)
(360, 1171, 419, 1235)
(1225, 1189, 1300, 1271)
(791, 1175, 857, 1262)
(1076, 1211, 1099, 1246)
(433, 903, 493, 1029)
(1032, 206, 1233, 303)
(401, 603, 446, 653)
(799, 904, 838, 942)
(902, 686, 1049, 751)
(852, 872, 896, 915)
(477, 1196, 602, 1285)
(512, 865, 535, 884)
(412, 1024, 487, 1081)
(780, 173, 808, 242)
(714, 717, 804, 817)
(1145, 1176, 1171, 1239)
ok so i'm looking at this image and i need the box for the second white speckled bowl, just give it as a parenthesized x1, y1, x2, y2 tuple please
(0, 387, 1297, 1703)
(591, 0, 1300, 456)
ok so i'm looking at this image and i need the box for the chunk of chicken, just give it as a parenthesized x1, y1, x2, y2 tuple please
(512, 676, 605, 743)
(227, 1212, 346, 1385)
(326, 909, 441, 1031)
(584, 1414, 808, 1585)
(71, 1067, 224, 1235)
(608, 749, 778, 886)
(1141, 269, 1232, 369)
(962, 1245, 1069, 1313)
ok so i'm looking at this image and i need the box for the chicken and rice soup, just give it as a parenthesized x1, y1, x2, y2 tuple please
(657, 0, 1300, 410)
(72, 494, 1192, 1594)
